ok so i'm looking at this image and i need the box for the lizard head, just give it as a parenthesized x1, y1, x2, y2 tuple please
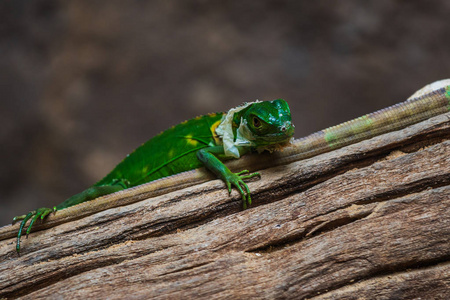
(234, 99, 295, 151)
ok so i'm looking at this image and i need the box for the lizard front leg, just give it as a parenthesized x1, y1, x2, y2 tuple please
(197, 146, 260, 209)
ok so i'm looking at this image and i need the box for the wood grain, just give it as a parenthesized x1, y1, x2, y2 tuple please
(0, 112, 449, 299)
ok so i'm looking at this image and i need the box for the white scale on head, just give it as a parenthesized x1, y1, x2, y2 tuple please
(215, 101, 260, 158)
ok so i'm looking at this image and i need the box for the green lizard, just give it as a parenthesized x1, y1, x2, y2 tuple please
(11, 81, 450, 254)
(13, 99, 295, 253)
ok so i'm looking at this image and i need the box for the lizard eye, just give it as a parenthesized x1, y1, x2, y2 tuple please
(252, 117, 262, 128)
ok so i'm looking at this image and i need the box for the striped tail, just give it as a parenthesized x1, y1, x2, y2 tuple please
(285, 86, 450, 161)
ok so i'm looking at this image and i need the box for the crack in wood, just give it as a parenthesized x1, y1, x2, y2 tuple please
(246, 174, 449, 254)
(158, 261, 214, 277)
(313, 257, 450, 299)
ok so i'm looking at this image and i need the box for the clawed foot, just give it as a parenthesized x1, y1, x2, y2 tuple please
(12, 207, 55, 254)
(225, 170, 260, 209)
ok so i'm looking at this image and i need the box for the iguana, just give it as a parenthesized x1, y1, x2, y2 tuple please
(12, 81, 450, 254)
(13, 99, 295, 253)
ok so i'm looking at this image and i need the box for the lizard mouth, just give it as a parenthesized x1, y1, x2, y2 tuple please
(255, 122, 295, 145)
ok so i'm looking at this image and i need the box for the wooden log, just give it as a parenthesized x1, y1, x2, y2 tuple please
(0, 112, 449, 299)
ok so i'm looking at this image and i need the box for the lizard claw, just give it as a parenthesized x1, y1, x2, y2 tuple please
(225, 170, 260, 209)
(13, 207, 55, 254)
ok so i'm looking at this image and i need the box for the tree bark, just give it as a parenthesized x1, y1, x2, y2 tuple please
(0, 113, 449, 299)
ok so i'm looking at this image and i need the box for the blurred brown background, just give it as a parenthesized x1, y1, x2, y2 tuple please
(1, 0, 449, 225)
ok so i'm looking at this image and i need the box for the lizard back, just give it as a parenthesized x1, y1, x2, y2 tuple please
(94, 113, 224, 187)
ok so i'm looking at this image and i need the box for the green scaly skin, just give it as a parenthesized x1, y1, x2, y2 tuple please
(12, 99, 294, 254)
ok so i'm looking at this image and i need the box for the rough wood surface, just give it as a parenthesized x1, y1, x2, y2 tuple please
(0, 113, 449, 299)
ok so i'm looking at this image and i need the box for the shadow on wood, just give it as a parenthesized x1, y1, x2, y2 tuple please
(0, 113, 449, 299)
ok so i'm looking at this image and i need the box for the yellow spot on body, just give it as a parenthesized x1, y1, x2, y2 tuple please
(168, 149, 175, 158)
(185, 134, 199, 146)
(210, 120, 222, 145)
